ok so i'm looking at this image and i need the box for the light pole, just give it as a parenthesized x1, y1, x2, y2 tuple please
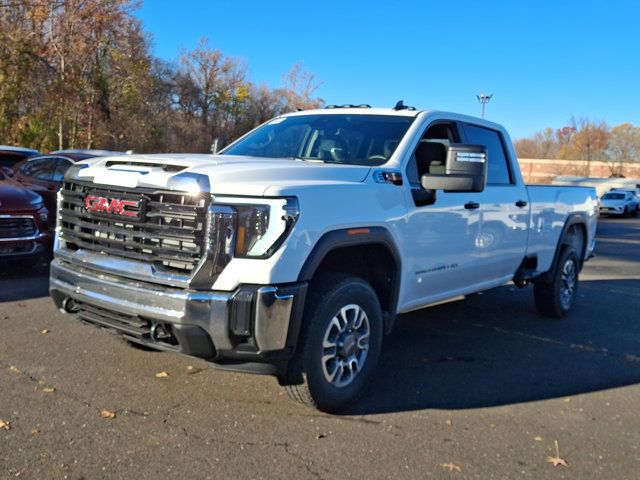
(476, 93, 493, 119)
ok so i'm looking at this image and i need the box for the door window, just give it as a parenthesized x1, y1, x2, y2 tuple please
(463, 124, 512, 185)
(52, 159, 74, 182)
(406, 122, 460, 189)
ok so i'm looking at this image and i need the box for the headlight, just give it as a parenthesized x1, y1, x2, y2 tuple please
(216, 197, 299, 258)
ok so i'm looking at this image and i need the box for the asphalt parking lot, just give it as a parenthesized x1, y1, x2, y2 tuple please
(1, 217, 639, 479)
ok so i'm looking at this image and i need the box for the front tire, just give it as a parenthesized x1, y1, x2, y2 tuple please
(534, 247, 579, 318)
(284, 274, 383, 413)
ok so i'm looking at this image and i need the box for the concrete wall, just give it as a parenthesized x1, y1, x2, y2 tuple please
(518, 158, 640, 184)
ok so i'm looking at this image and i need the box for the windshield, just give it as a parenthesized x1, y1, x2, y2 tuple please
(222, 114, 414, 166)
(603, 193, 625, 200)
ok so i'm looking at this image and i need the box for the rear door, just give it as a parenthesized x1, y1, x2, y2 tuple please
(461, 123, 529, 281)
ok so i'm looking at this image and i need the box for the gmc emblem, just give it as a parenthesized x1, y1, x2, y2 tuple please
(85, 195, 141, 218)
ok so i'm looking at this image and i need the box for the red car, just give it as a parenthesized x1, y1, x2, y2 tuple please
(0, 169, 51, 261)
(11, 150, 126, 221)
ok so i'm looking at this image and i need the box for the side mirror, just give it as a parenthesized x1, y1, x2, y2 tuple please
(420, 144, 487, 193)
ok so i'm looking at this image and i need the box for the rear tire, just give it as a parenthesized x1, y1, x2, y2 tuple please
(534, 247, 579, 318)
(284, 274, 383, 413)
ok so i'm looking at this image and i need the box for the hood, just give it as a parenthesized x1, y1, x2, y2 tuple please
(74, 154, 371, 196)
(0, 179, 43, 211)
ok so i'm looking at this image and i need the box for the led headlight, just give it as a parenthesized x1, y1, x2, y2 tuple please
(215, 197, 299, 258)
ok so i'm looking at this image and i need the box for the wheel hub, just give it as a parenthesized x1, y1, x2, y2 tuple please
(321, 304, 371, 388)
(337, 332, 357, 358)
(560, 258, 577, 310)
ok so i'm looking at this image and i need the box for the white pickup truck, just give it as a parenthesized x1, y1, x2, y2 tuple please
(50, 105, 597, 412)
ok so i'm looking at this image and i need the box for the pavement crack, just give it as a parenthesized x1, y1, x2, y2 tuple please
(167, 420, 326, 479)
(278, 441, 326, 480)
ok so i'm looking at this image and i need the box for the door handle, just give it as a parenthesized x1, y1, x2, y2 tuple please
(464, 201, 480, 210)
(515, 200, 528, 208)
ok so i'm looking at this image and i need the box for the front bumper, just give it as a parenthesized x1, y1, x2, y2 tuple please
(599, 206, 625, 215)
(49, 258, 307, 373)
(0, 212, 51, 258)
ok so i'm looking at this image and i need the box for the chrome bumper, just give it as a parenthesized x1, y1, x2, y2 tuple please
(49, 258, 307, 363)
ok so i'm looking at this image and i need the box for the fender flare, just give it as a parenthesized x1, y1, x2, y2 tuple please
(297, 226, 402, 333)
(545, 213, 589, 279)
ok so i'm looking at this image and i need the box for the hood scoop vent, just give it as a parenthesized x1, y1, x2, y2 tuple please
(105, 160, 187, 173)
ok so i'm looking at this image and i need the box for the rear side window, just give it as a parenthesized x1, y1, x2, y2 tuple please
(463, 124, 512, 185)
(21, 158, 57, 181)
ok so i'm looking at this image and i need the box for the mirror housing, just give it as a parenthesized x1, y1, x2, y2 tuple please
(420, 144, 487, 193)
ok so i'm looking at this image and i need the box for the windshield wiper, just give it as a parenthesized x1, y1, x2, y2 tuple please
(288, 156, 326, 163)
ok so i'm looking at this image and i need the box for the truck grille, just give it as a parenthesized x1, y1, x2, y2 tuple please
(0, 216, 37, 239)
(59, 181, 210, 273)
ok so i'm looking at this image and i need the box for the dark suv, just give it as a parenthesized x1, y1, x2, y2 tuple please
(0, 169, 51, 261)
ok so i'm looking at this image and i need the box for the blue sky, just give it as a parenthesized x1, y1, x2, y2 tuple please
(138, 0, 640, 139)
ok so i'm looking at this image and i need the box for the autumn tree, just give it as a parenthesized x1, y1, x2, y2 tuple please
(606, 123, 640, 175)
(280, 61, 324, 111)
(0, 2, 324, 153)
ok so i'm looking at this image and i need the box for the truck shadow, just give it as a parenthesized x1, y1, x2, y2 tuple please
(347, 278, 640, 415)
(0, 259, 51, 303)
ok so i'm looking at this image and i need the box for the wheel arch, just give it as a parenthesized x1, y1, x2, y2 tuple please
(297, 227, 402, 334)
(546, 214, 588, 279)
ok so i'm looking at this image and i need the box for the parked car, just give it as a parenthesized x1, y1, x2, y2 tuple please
(609, 188, 640, 211)
(50, 105, 598, 412)
(11, 150, 125, 224)
(599, 191, 639, 217)
(0, 145, 40, 170)
(0, 169, 51, 262)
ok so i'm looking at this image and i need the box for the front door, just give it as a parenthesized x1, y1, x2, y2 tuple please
(399, 121, 483, 312)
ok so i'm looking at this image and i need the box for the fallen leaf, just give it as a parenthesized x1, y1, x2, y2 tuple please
(316, 434, 326, 439)
(155, 371, 170, 378)
(41, 329, 49, 334)
(100, 410, 116, 419)
(0, 420, 10, 430)
(9, 365, 19, 374)
(31, 427, 40, 435)
(445, 419, 452, 426)
(547, 456, 568, 467)
(42, 387, 55, 393)
(186, 365, 193, 371)
(546, 440, 568, 467)
(534, 436, 543, 442)
(441, 463, 461, 472)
